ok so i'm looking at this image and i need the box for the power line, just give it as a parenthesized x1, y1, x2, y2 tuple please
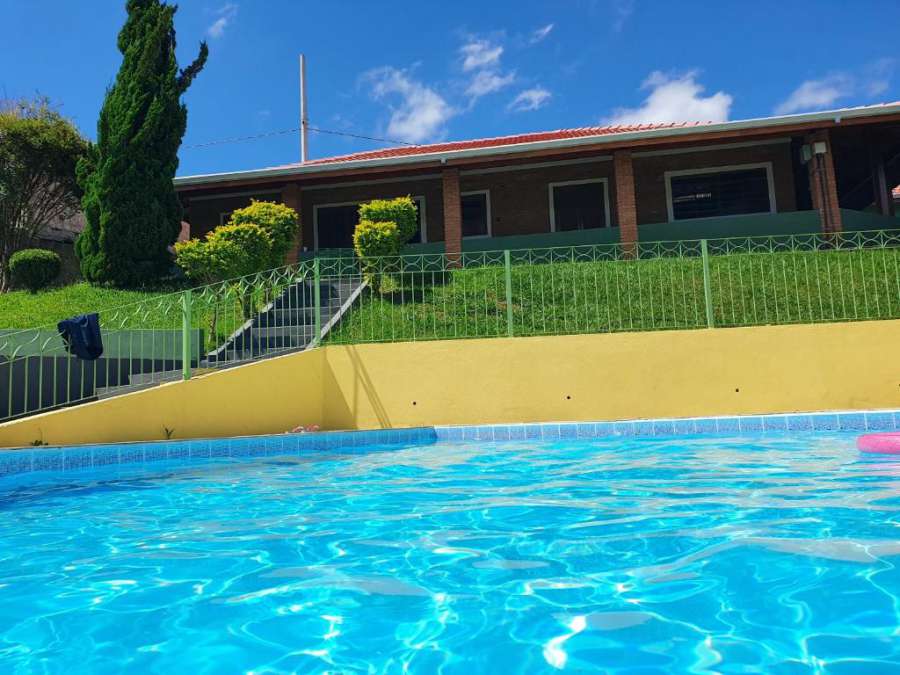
(182, 125, 416, 150)
(307, 126, 417, 147)
(182, 127, 300, 149)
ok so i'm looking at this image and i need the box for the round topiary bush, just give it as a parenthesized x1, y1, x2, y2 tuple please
(9, 248, 62, 292)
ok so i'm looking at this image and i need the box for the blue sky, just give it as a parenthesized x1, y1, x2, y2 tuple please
(3, 1, 899, 177)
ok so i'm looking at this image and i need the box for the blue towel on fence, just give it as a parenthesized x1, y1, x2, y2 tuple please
(57, 313, 104, 360)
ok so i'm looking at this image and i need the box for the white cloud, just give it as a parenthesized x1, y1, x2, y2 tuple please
(460, 40, 503, 72)
(774, 75, 854, 115)
(466, 70, 516, 98)
(509, 87, 552, 112)
(605, 71, 732, 125)
(774, 60, 895, 115)
(459, 37, 515, 103)
(530, 23, 554, 44)
(863, 58, 894, 96)
(365, 67, 455, 144)
(206, 3, 237, 39)
(613, 0, 635, 32)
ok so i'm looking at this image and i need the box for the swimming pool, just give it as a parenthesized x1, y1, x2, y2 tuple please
(1, 425, 899, 672)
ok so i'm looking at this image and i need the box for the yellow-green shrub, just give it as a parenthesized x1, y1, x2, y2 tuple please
(358, 196, 418, 244)
(228, 200, 298, 266)
(353, 219, 401, 291)
(175, 223, 273, 284)
(207, 223, 273, 279)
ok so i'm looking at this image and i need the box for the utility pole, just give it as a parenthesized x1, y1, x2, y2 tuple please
(299, 53, 308, 163)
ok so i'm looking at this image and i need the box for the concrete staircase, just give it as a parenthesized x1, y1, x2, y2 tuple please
(95, 275, 366, 397)
(205, 275, 365, 364)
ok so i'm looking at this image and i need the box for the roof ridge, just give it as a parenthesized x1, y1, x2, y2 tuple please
(271, 120, 701, 170)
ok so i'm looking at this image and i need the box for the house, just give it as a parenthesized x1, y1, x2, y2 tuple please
(174, 102, 900, 261)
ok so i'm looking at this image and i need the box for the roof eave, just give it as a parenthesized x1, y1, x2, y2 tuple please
(174, 102, 900, 189)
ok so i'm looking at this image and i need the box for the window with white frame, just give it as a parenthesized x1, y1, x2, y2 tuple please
(666, 164, 775, 221)
(549, 179, 610, 231)
(461, 191, 490, 237)
(314, 196, 426, 250)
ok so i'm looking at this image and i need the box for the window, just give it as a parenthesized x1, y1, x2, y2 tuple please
(315, 204, 359, 250)
(549, 180, 610, 231)
(666, 164, 775, 221)
(314, 196, 427, 250)
(461, 191, 490, 237)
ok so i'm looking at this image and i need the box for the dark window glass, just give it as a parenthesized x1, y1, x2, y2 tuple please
(552, 182, 608, 231)
(670, 168, 771, 220)
(461, 193, 489, 237)
(316, 204, 358, 249)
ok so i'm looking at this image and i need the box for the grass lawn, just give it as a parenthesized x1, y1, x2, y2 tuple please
(0, 282, 257, 351)
(327, 247, 900, 344)
(0, 283, 180, 329)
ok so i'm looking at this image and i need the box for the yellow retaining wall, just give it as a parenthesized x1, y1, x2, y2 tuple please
(2, 320, 899, 448)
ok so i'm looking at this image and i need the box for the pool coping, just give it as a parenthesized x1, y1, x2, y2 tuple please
(1, 408, 898, 480)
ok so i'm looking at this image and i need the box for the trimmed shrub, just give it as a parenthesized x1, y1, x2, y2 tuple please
(207, 224, 274, 279)
(358, 196, 418, 244)
(228, 200, 299, 266)
(353, 219, 402, 259)
(353, 220, 402, 291)
(9, 248, 61, 292)
(173, 237, 229, 285)
(175, 223, 273, 284)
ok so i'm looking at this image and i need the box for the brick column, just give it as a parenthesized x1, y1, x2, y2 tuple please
(442, 167, 462, 263)
(613, 150, 638, 255)
(805, 130, 842, 234)
(281, 182, 303, 263)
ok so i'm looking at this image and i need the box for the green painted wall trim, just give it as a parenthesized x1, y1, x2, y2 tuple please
(300, 209, 897, 259)
(840, 209, 900, 231)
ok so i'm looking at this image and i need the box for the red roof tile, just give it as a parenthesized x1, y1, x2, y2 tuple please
(269, 122, 707, 169)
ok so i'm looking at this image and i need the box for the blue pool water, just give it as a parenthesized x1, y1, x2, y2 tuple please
(1, 432, 899, 673)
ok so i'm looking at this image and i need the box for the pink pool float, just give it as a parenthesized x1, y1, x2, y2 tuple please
(857, 433, 900, 455)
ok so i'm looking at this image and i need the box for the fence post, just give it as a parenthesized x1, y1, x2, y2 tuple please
(504, 249, 514, 337)
(700, 239, 715, 329)
(181, 289, 192, 381)
(313, 257, 322, 347)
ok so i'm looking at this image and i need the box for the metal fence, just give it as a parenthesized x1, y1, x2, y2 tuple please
(322, 228, 900, 343)
(1, 229, 898, 422)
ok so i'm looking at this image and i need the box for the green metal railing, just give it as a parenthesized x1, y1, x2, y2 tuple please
(1, 229, 898, 422)
(323, 229, 900, 343)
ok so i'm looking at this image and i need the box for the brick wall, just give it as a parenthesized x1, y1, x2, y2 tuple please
(300, 176, 444, 249)
(442, 168, 462, 256)
(805, 130, 843, 233)
(613, 150, 638, 245)
(185, 189, 282, 239)
(631, 142, 797, 225)
(458, 159, 616, 236)
(181, 140, 803, 251)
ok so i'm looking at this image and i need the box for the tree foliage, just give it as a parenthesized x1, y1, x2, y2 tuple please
(358, 196, 419, 243)
(76, 0, 208, 287)
(228, 200, 299, 266)
(175, 223, 273, 284)
(353, 220, 402, 292)
(0, 99, 86, 290)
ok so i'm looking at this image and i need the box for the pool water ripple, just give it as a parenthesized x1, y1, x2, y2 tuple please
(1, 433, 900, 673)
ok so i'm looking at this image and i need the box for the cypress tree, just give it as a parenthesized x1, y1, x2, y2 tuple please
(76, 0, 207, 286)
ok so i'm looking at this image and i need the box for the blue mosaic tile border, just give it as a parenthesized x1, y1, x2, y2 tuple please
(0, 427, 437, 481)
(2, 409, 898, 482)
(433, 409, 900, 442)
